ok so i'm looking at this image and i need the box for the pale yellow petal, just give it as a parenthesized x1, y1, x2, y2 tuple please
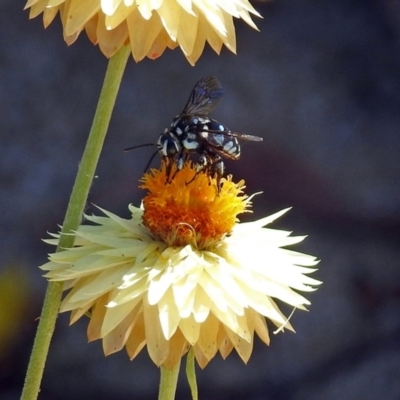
(205, 23, 223, 54)
(235, 0, 261, 16)
(176, 7, 198, 56)
(156, 0, 181, 41)
(118, 265, 151, 290)
(239, 9, 258, 30)
(69, 300, 94, 324)
(247, 308, 270, 345)
(101, 0, 122, 16)
(148, 269, 175, 306)
(176, 0, 194, 15)
(149, 0, 163, 12)
(162, 329, 189, 370)
(219, 9, 236, 53)
(47, 0, 65, 7)
(198, 272, 228, 313)
(193, 345, 210, 369)
(235, 208, 291, 232)
(125, 311, 147, 359)
(194, 0, 227, 36)
(172, 275, 199, 318)
(127, 9, 163, 62)
(98, 19, 129, 58)
(224, 324, 254, 363)
(29, 1, 47, 19)
(196, 313, 220, 360)
(217, 327, 234, 359)
(65, 0, 99, 36)
(43, 6, 59, 27)
(105, 2, 135, 29)
(102, 308, 136, 355)
(143, 299, 169, 366)
(146, 28, 172, 60)
(60, 276, 99, 312)
(185, 14, 207, 64)
(244, 287, 290, 327)
(136, 0, 154, 19)
(206, 261, 247, 312)
(74, 230, 138, 248)
(192, 285, 211, 322)
(158, 288, 181, 340)
(24, 0, 42, 10)
(215, 0, 240, 17)
(107, 278, 148, 306)
(84, 14, 98, 43)
(178, 314, 200, 345)
(101, 297, 141, 337)
(64, 265, 130, 305)
(87, 294, 108, 341)
(268, 298, 295, 331)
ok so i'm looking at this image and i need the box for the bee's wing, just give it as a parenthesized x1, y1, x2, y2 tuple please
(182, 76, 224, 115)
(232, 132, 263, 142)
(203, 129, 264, 142)
(196, 131, 239, 160)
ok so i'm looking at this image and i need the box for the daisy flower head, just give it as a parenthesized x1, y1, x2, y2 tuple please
(41, 161, 320, 369)
(25, 0, 261, 65)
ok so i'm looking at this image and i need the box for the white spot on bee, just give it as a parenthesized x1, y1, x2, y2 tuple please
(187, 133, 197, 140)
(202, 125, 209, 131)
(175, 127, 183, 135)
(219, 125, 224, 131)
(160, 141, 169, 156)
(192, 118, 198, 124)
(183, 139, 199, 149)
(223, 141, 235, 152)
(200, 131, 209, 139)
(214, 135, 225, 146)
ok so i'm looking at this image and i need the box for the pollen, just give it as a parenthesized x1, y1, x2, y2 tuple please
(140, 161, 250, 249)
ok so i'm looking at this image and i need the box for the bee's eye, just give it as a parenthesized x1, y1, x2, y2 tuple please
(166, 139, 179, 156)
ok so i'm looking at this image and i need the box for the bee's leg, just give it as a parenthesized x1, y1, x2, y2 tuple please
(165, 157, 173, 183)
(211, 157, 224, 193)
(169, 149, 186, 182)
(186, 153, 208, 185)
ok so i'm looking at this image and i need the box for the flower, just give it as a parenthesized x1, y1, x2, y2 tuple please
(41, 162, 320, 369)
(25, 0, 261, 65)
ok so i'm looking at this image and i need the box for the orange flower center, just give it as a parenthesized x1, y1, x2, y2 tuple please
(140, 161, 250, 249)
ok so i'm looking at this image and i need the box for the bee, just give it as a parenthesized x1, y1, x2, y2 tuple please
(125, 76, 263, 188)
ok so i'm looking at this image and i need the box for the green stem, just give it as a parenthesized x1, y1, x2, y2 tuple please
(20, 45, 131, 400)
(186, 349, 198, 400)
(158, 361, 181, 400)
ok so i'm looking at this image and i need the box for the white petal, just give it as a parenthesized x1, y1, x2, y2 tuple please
(158, 288, 181, 339)
(101, 0, 122, 16)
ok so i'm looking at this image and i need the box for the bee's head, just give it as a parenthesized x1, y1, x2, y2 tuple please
(157, 129, 181, 158)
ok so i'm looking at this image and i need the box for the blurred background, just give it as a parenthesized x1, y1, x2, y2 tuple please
(1, 0, 400, 399)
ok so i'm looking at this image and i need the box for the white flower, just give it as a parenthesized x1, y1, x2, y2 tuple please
(41, 163, 320, 369)
(25, 0, 261, 64)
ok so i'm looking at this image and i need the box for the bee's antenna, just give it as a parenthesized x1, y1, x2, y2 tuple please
(124, 143, 156, 152)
